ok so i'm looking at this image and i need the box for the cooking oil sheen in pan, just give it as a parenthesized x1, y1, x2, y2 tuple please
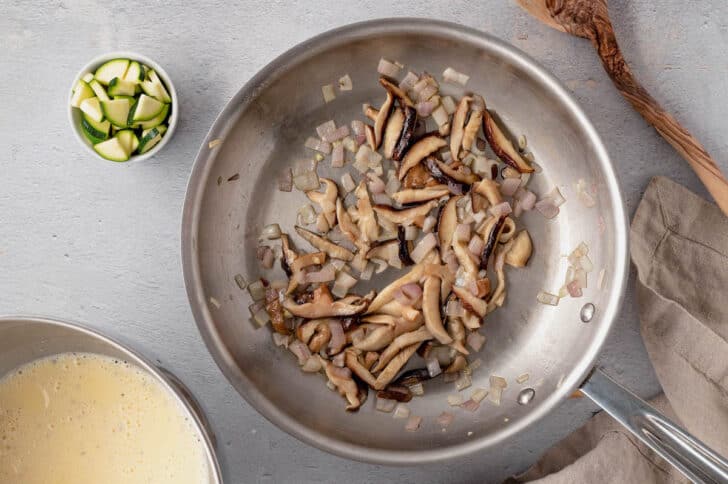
(0, 352, 209, 484)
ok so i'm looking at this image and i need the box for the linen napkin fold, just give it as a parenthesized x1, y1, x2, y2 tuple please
(514, 176, 728, 483)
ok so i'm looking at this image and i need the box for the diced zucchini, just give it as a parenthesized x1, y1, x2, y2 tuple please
(130, 94, 164, 122)
(81, 114, 110, 144)
(123, 61, 145, 83)
(93, 137, 130, 162)
(70, 79, 94, 108)
(89, 80, 110, 101)
(116, 129, 140, 154)
(145, 69, 172, 103)
(136, 104, 169, 129)
(81, 72, 94, 83)
(138, 125, 167, 154)
(107, 77, 136, 97)
(112, 95, 136, 101)
(80, 97, 104, 123)
(100, 99, 131, 128)
(94, 59, 130, 85)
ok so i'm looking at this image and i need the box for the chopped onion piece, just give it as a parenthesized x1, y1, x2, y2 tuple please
(373, 258, 388, 274)
(455, 373, 472, 391)
(301, 356, 322, 372)
(488, 385, 503, 406)
(234, 274, 248, 290)
(342, 136, 358, 153)
(461, 399, 480, 412)
(405, 415, 422, 432)
(403, 225, 419, 241)
(454, 223, 471, 242)
(466, 331, 486, 352)
(597, 268, 606, 290)
(316, 120, 336, 138)
(547, 186, 566, 207)
(471, 388, 488, 403)
(442, 67, 470, 86)
(431, 105, 449, 127)
(260, 247, 274, 269)
(272, 332, 291, 348)
(304, 137, 331, 154)
(332, 270, 358, 298)
(341, 173, 356, 193)
(293, 171, 320, 192)
(322, 84, 336, 103)
(536, 291, 559, 306)
(520, 190, 537, 211)
(490, 201, 512, 218)
(437, 411, 454, 428)
(306, 264, 336, 283)
(399, 71, 419, 91)
(289, 340, 312, 365)
(354, 145, 374, 173)
(422, 215, 437, 234)
(322, 126, 350, 143)
(259, 223, 282, 240)
(416, 100, 436, 116)
(490, 375, 508, 389)
(535, 198, 559, 219)
(441, 96, 457, 114)
(359, 262, 374, 281)
(393, 403, 411, 419)
(378, 58, 402, 78)
(576, 179, 597, 207)
(278, 168, 293, 192)
(251, 307, 270, 327)
(411, 233, 438, 263)
(468, 234, 485, 257)
(426, 356, 442, 378)
(351, 120, 367, 144)
(516, 373, 530, 384)
(247, 280, 266, 301)
(501, 178, 521, 197)
(376, 397, 397, 413)
(367, 172, 386, 194)
(447, 394, 463, 406)
(331, 143, 345, 168)
(297, 204, 317, 225)
(409, 383, 425, 396)
(338, 74, 353, 91)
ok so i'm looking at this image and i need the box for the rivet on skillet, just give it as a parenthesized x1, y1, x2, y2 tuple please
(580, 303, 595, 323)
(517, 388, 536, 405)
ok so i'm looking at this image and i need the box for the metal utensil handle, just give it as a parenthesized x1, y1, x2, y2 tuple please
(581, 368, 728, 484)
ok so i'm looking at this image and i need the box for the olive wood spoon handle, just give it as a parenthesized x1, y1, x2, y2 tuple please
(517, 0, 728, 216)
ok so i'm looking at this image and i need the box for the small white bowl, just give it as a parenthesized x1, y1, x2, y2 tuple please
(68, 51, 179, 163)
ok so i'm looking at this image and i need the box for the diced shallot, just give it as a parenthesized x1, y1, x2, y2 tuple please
(447, 394, 463, 406)
(322, 126, 350, 143)
(441, 96, 457, 114)
(289, 340, 312, 365)
(416, 100, 436, 117)
(351, 120, 367, 145)
(547, 186, 566, 207)
(332, 270, 358, 298)
(272, 332, 291, 348)
(304, 137, 331, 154)
(437, 412, 455, 428)
(316, 120, 336, 139)
(446, 298, 465, 318)
(471, 388, 488, 403)
(376, 397, 397, 413)
(399, 71, 419, 91)
(293, 171, 320, 192)
(576, 179, 597, 207)
(500, 177, 522, 197)
(454, 223, 471, 242)
(490, 201, 513, 218)
(338, 74, 353, 91)
(328, 320, 346, 354)
(535, 198, 560, 219)
(520, 190, 537, 211)
(341, 173, 356, 193)
(536, 291, 560, 306)
(278, 168, 293, 192)
(393, 403, 411, 419)
(394, 282, 423, 306)
(305, 264, 336, 283)
(426, 356, 442, 378)
(466, 331, 486, 352)
(260, 247, 275, 269)
(422, 215, 437, 233)
(411, 233, 438, 263)
(378, 58, 402, 78)
(404, 415, 422, 431)
(331, 143, 344, 168)
(367, 172, 386, 194)
(461, 399, 480, 412)
(443, 67, 470, 86)
(322, 84, 335, 103)
(468, 234, 484, 257)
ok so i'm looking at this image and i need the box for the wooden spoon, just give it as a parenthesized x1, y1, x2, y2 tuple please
(517, 0, 728, 216)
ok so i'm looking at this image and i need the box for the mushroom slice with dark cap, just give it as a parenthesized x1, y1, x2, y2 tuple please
(391, 185, 450, 205)
(402, 163, 435, 189)
(430, 157, 479, 185)
(373, 200, 438, 227)
(282, 284, 369, 319)
(480, 215, 506, 270)
(398, 135, 447, 180)
(379, 76, 415, 108)
(294, 226, 354, 262)
(383, 107, 405, 159)
(482, 104, 535, 173)
(450, 96, 472, 162)
(392, 106, 418, 162)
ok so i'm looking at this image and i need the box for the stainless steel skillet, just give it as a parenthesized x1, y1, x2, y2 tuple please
(181, 18, 728, 480)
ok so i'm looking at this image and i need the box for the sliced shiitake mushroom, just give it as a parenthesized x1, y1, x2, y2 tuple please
(422, 275, 452, 344)
(423, 157, 470, 195)
(373, 200, 438, 227)
(306, 178, 338, 226)
(265, 287, 289, 335)
(402, 163, 435, 189)
(392, 106, 418, 162)
(379, 76, 414, 108)
(391, 185, 450, 205)
(297, 319, 332, 353)
(335, 198, 360, 244)
(472, 178, 503, 206)
(372, 326, 432, 373)
(376, 385, 412, 402)
(354, 180, 379, 243)
(366, 263, 425, 313)
(397, 135, 447, 180)
(353, 325, 394, 352)
(283, 284, 369, 318)
(366, 238, 398, 262)
(482, 107, 534, 173)
(397, 226, 414, 266)
(324, 361, 362, 411)
(450, 95, 472, 162)
(344, 349, 378, 388)
(452, 238, 478, 281)
(430, 157, 479, 185)
(361, 314, 397, 326)
(479, 215, 506, 270)
(392, 367, 431, 387)
(383, 107, 404, 159)
(295, 226, 355, 262)
(451, 285, 487, 318)
(378, 300, 421, 322)
(505, 230, 532, 267)
(437, 195, 460, 258)
(373, 91, 394, 149)
(446, 318, 469, 355)
(373, 343, 421, 390)
(462, 110, 482, 152)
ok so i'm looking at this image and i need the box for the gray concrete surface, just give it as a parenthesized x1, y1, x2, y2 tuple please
(2, 1, 726, 483)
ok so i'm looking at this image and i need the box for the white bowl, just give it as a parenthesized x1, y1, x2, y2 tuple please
(68, 51, 179, 163)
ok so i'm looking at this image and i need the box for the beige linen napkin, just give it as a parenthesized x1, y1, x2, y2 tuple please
(515, 176, 728, 483)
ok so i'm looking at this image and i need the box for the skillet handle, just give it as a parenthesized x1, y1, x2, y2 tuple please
(580, 368, 728, 484)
